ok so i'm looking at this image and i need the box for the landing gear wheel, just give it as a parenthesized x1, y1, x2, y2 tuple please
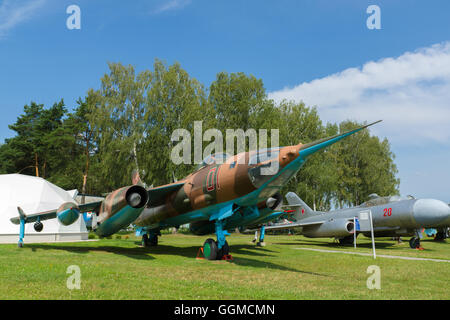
(409, 237, 420, 249)
(434, 231, 445, 241)
(142, 234, 149, 247)
(203, 238, 218, 260)
(149, 234, 158, 246)
(339, 235, 355, 245)
(217, 240, 229, 259)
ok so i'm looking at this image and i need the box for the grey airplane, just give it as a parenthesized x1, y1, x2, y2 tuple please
(255, 192, 450, 248)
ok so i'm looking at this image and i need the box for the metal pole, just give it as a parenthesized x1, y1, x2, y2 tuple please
(369, 210, 376, 259)
(354, 217, 356, 249)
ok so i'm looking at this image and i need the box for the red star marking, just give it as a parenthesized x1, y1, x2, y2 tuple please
(301, 208, 305, 215)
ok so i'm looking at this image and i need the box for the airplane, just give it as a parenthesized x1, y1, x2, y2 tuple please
(256, 192, 450, 249)
(11, 120, 381, 260)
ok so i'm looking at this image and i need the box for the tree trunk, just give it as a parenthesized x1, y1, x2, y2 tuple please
(34, 153, 39, 177)
(81, 140, 90, 205)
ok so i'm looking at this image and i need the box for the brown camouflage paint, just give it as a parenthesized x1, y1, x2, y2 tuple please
(134, 143, 303, 227)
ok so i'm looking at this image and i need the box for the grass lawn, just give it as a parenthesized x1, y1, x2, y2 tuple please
(0, 232, 448, 300)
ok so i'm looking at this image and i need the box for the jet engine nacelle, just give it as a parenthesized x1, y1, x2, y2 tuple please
(57, 202, 81, 226)
(95, 185, 149, 237)
(303, 218, 355, 238)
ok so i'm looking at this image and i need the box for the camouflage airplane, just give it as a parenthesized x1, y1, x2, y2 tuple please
(11, 121, 381, 260)
(257, 192, 450, 249)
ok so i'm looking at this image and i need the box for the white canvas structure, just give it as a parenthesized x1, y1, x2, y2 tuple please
(0, 174, 88, 244)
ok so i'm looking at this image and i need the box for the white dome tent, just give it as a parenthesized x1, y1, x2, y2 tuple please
(0, 174, 88, 244)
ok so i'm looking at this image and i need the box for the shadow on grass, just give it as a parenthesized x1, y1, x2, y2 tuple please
(26, 241, 328, 276)
(271, 237, 439, 251)
(137, 243, 330, 276)
(25, 243, 155, 260)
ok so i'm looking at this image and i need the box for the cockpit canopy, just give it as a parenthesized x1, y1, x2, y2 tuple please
(360, 194, 414, 207)
(196, 152, 231, 170)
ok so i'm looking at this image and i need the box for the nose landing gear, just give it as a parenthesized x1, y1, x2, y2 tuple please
(409, 237, 420, 249)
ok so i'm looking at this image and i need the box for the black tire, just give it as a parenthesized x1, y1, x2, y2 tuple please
(142, 234, 149, 247)
(34, 222, 43, 232)
(149, 234, 158, 246)
(409, 237, 420, 249)
(339, 235, 355, 245)
(203, 238, 218, 260)
(217, 240, 229, 259)
(434, 231, 445, 241)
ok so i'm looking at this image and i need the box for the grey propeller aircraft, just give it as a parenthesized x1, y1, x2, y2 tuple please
(10, 121, 381, 260)
(257, 192, 450, 248)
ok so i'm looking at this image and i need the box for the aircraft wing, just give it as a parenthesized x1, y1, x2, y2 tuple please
(264, 220, 325, 230)
(10, 201, 102, 225)
(147, 182, 185, 206)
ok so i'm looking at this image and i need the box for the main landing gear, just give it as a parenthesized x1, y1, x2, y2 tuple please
(142, 231, 160, 247)
(339, 235, 355, 245)
(202, 238, 230, 260)
(434, 228, 449, 241)
(252, 226, 266, 247)
(202, 220, 232, 260)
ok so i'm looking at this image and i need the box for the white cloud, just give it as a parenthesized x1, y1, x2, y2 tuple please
(0, 0, 46, 39)
(153, 0, 191, 14)
(269, 42, 450, 145)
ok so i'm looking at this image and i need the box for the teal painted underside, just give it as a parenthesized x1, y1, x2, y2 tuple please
(96, 206, 144, 237)
(141, 155, 307, 232)
(139, 125, 370, 232)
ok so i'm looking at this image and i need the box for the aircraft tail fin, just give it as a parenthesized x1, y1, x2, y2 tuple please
(283, 192, 317, 220)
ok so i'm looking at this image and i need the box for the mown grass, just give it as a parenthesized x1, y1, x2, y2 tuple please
(0, 233, 448, 300)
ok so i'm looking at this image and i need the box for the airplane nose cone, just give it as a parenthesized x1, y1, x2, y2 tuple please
(413, 199, 450, 227)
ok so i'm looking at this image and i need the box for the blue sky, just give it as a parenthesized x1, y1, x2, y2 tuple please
(0, 0, 449, 202)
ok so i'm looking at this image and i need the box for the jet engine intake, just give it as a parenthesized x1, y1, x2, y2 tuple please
(94, 185, 149, 237)
(265, 192, 283, 210)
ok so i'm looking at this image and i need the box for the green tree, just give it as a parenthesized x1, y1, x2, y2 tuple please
(333, 120, 400, 207)
(142, 60, 209, 186)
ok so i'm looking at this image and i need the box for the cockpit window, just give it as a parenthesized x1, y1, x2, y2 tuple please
(360, 195, 408, 207)
(196, 152, 231, 170)
(248, 148, 280, 166)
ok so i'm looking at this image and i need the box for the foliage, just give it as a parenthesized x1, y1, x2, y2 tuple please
(0, 60, 400, 206)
